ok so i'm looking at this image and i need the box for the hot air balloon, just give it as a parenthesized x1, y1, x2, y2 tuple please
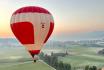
(10, 6, 54, 62)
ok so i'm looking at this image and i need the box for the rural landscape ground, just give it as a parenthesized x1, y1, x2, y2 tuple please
(0, 38, 104, 70)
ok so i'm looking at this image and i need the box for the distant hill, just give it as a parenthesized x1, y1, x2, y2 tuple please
(0, 38, 18, 43)
(53, 31, 104, 41)
(0, 38, 21, 47)
(0, 38, 104, 48)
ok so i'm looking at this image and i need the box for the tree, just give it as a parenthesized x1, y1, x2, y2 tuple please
(53, 60, 58, 69)
(67, 64, 71, 70)
(51, 52, 54, 56)
(50, 56, 58, 67)
(63, 64, 71, 70)
(44, 54, 50, 64)
(89, 67, 93, 70)
(58, 61, 64, 70)
(85, 65, 89, 70)
(92, 66, 97, 70)
(39, 52, 44, 60)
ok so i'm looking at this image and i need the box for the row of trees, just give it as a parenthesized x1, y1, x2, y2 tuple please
(39, 52, 99, 70)
(85, 65, 99, 70)
(39, 52, 71, 70)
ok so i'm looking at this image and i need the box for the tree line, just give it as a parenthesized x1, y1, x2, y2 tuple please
(39, 52, 99, 70)
(39, 52, 71, 70)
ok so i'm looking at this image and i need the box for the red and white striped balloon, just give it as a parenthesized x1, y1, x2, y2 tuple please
(10, 6, 54, 59)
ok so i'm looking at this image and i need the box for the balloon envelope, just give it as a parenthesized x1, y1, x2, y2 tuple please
(10, 6, 54, 59)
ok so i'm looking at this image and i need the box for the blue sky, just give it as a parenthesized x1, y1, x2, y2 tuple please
(0, 0, 104, 41)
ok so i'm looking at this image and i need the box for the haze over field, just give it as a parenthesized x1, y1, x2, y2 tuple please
(0, 38, 104, 69)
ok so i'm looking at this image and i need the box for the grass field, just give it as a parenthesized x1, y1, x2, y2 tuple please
(0, 47, 54, 70)
(1, 40, 104, 69)
(58, 45, 104, 68)
(0, 61, 54, 70)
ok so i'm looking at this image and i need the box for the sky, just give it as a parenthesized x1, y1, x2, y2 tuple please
(0, 0, 104, 41)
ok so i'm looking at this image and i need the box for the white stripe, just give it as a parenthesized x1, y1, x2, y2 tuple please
(11, 13, 53, 24)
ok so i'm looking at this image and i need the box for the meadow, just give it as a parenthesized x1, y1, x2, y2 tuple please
(0, 38, 104, 70)
(0, 47, 54, 70)
(58, 45, 104, 69)
(0, 61, 54, 70)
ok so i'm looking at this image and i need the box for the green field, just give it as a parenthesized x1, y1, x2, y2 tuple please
(1, 42, 104, 69)
(0, 47, 54, 70)
(58, 45, 104, 68)
(0, 61, 54, 70)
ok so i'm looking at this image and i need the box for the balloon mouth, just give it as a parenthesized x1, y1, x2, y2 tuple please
(29, 50, 40, 58)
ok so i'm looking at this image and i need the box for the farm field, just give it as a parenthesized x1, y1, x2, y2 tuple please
(58, 45, 104, 68)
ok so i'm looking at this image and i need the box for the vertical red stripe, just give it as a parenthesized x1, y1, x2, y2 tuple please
(44, 22, 54, 43)
(11, 22, 34, 44)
